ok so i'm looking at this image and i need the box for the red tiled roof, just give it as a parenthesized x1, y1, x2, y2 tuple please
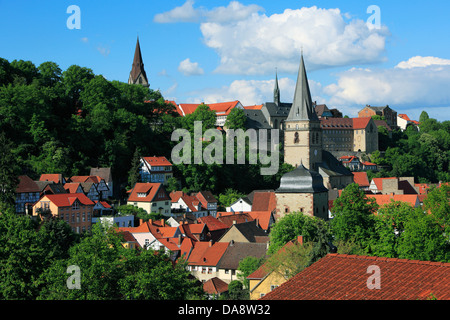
(42, 193, 94, 207)
(261, 254, 450, 300)
(366, 194, 420, 208)
(247, 211, 273, 231)
(16, 175, 40, 193)
(203, 277, 229, 295)
(197, 216, 229, 232)
(251, 192, 276, 212)
(399, 114, 411, 121)
(39, 174, 64, 184)
(187, 241, 229, 267)
(352, 117, 372, 129)
(142, 156, 172, 167)
(320, 117, 373, 130)
(127, 183, 169, 202)
(177, 101, 241, 117)
(243, 105, 263, 110)
(352, 172, 370, 187)
(216, 212, 254, 228)
(63, 183, 82, 193)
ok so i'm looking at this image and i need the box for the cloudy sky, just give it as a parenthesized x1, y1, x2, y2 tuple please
(1, 0, 449, 120)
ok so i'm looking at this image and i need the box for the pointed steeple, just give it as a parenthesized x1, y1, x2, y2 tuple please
(129, 36, 149, 87)
(286, 53, 318, 121)
(274, 68, 280, 106)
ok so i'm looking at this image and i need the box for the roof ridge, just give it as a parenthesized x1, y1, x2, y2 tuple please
(328, 253, 450, 267)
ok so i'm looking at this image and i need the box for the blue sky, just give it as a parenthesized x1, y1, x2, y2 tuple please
(1, 0, 449, 120)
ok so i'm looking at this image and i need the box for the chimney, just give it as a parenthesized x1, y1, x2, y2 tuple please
(139, 219, 144, 225)
(297, 235, 304, 246)
(161, 219, 165, 227)
(178, 234, 182, 245)
(209, 240, 213, 247)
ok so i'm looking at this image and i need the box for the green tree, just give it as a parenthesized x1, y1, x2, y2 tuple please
(330, 183, 378, 247)
(0, 132, 20, 206)
(237, 256, 265, 289)
(218, 188, 245, 209)
(268, 212, 331, 255)
(225, 107, 247, 130)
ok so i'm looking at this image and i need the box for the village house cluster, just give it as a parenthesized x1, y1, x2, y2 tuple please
(11, 38, 446, 300)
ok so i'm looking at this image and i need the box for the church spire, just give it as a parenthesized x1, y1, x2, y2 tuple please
(129, 36, 149, 87)
(286, 53, 318, 121)
(274, 68, 280, 106)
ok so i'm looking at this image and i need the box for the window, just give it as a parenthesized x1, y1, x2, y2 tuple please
(137, 192, 146, 198)
(72, 201, 79, 210)
(270, 285, 279, 291)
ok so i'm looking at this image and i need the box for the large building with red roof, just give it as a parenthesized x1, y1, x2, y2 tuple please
(139, 156, 173, 185)
(32, 193, 94, 233)
(127, 182, 171, 216)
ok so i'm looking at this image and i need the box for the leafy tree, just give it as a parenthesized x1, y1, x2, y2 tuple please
(38, 61, 62, 87)
(220, 280, 249, 300)
(423, 184, 450, 227)
(330, 183, 378, 248)
(127, 147, 141, 189)
(237, 256, 265, 289)
(264, 241, 314, 280)
(0, 132, 20, 206)
(218, 188, 245, 209)
(225, 107, 247, 130)
(268, 212, 331, 255)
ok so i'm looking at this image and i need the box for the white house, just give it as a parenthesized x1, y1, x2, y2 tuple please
(227, 197, 252, 213)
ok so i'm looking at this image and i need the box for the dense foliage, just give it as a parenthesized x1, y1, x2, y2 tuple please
(374, 112, 450, 183)
(0, 57, 291, 199)
(0, 206, 202, 300)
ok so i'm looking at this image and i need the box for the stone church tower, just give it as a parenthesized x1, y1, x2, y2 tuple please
(283, 54, 322, 171)
(128, 37, 149, 87)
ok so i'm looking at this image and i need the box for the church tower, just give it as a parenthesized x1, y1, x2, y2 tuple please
(274, 70, 280, 106)
(284, 53, 322, 170)
(128, 37, 149, 87)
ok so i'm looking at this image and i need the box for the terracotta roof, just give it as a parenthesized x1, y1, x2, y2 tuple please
(142, 156, 172, 167)
(366, 194, 420, 208)
(127, 183, 169, 203)
(197, 216, 229, 232)
(398, 114, 411, 121)
(187, 241, 229, 267)
(261, 254, 450, 300)
(39, 174, 64, 184)
(352, 172, 370, 187)
(195, 191, 217, 205)
(243, 105, 263, 110)
(352, 117, 372, 130)
(41, 193, 95, 207)
(177, 101, 241, 117)
(247, 211, 273, 231)
(63, 183, 82, 193)
(217, 212, 254, 228)
(320, 117, 373, 130)
(16, 175, 41, 193)
(203, 277, 229, 295)
(251, 192, 276, 212)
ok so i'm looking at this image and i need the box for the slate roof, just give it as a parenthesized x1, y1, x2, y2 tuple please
(243, 109, 272, 130)
(217, 242, 268, 270)
(276, 164, 328, 193)
(261, 254, 450, 300)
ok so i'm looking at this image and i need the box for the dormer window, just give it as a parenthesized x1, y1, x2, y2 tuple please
(137, 192, 146, 198)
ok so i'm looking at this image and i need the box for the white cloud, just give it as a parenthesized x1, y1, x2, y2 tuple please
(395, 56, 450, 69)
(154, 0, 262, 24)
(184, 77, 296, 106)
(311, 56, 450, 117)
(96, 45, 111, 57)
(80, 37, 89, 43)
(178, 58, 204, 76)
(154, 0, 201, 23)
(200, 5, 390, 75)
